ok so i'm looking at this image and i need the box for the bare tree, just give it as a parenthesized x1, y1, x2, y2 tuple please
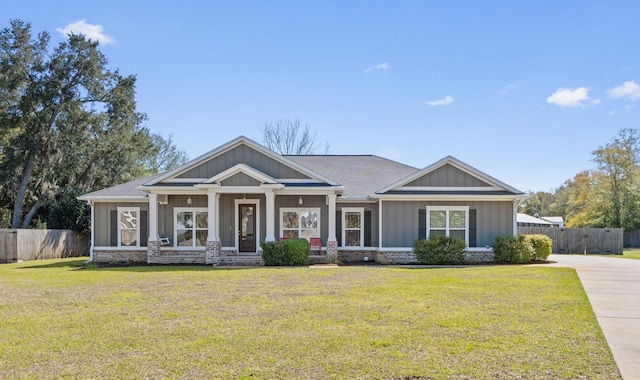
(262, 118, 328, 155)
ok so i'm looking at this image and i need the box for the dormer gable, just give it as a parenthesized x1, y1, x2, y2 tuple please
(143, 136, 339, 187)
(204, 163, 277, 187)
(377, 156, 522, 194)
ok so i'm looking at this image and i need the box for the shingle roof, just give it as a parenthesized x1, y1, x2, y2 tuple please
(286, 155, 417, 198)
(78, 173, 164, 199)
(517, 213, 555, 225)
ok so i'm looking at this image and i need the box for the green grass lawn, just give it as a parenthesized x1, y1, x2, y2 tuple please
(622, 248, 640, 259)
(0, 258, 620, 379)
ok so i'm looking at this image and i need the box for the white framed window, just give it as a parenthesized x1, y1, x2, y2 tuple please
(426, 206, 469, 244)
(117, 207, 140, 247)
(280, 208, 320, 241)
(174, 208, 208, 247)
(342, 207, 364, 247)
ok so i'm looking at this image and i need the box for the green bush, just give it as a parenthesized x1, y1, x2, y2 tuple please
(492, 235, 534, 264)
(261, 238, 310, 266)
(521, 234, 553, 261)
(261, 241, 286, 266)
(413, 235, 467, 265)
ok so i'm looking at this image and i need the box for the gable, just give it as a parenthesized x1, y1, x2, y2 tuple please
(176, 144, 311, 180)
(405, 163, 492, 188)
(377, 156, 523, 196)
(220, 172, 262, 187)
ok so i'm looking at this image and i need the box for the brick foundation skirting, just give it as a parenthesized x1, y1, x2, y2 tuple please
(93, 250, 147, 263)
(376, 250, 494, 265)
(93, 248, 494, 265)
(338, 250, 378, 263)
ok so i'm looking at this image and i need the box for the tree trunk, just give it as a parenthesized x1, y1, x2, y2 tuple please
(21, 198, 50, 228)
(11, 154, 36, 228)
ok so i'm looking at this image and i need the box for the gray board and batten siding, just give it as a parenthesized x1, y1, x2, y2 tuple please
(381, 200, 514, 248)
(93, 202, 149, 247)
(405, 164, 493, 187)
(220, 172, 262, 187)
(176, 144, 312, 180)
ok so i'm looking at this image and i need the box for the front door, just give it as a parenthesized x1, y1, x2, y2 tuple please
(238, 204, 256, 252)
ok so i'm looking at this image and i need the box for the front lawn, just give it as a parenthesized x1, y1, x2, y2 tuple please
(622, 248, 640, 259)
(0, 258, 619, 379)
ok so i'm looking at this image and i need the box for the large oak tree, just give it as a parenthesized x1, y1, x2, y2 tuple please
(0, 20, 186, 229)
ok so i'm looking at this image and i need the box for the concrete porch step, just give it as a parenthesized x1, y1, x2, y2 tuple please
(218, 255, 264, 266)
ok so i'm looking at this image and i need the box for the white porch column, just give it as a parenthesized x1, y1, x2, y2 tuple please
(327, 193, 337, 241)
(208, 191, 218, 241)
(378, 199, 383, 249)
(265, 191, 276, 242)
(216, 193, 221, 241)
(148, 193, 158, 241)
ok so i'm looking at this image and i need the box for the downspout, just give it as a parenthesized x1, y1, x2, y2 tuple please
(89, 200, 95, 262)
(512, 200, 518, 237)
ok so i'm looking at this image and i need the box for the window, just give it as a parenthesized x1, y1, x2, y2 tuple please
(118, 207, 140, 247)
(174, 208, 208, 247)
(426, 206, 469, 243)
(342, 207, 364, 247)
(280, 208, 320, 240)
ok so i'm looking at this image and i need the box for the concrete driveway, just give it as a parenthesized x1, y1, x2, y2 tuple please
(549, 254, 640, 380)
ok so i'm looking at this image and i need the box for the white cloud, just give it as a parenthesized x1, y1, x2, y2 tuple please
(499, 83, 518, 95)
(363, 62, 389, 74)
(56, 19, 114, 44)
(425, 96, 455, 106)
(546, 87, 591, 107)
(608, 80, 640, 101)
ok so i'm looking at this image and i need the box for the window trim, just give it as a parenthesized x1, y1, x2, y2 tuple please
(117, 207, 140, 247)
(279, 207, 321, 240)
(173, 207, 208, 247)
(426, 206, 469, 244)
(342, 207, 364, 248)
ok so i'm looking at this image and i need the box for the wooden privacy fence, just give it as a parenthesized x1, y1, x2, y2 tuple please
(517, 227, 623, 255)
(0, 229, 89, 263)
(623, 229, 640, 247)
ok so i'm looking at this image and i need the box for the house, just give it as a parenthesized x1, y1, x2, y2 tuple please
(517, 213, 557, 228)
(78, 136, 525, 265)
(540, 216, 564, 228)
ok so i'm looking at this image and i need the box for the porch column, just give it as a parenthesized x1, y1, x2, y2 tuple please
(326, 193, 338, 261)
(148, 193, 158, 241)
(327, 193, 337, 241)
(265, 191, 276, 242)
(216, 193, 221, 241)
(207, 191, 218, 241)
(206, 191, 220, 266)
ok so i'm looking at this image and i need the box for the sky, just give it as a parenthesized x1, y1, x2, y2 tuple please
(4, 1, 640, 193)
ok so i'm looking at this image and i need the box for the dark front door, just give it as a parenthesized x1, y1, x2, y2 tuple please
(239, 204, 256, 252)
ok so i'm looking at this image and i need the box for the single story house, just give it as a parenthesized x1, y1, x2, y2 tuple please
(516, 213, 557, 228)
(78, 136, 525, 265)
(540, 216, 564, 228)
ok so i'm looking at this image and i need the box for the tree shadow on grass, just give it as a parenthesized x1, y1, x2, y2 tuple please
(15, 258, 88, 269)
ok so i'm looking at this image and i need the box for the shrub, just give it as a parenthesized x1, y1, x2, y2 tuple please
(492, 235, 534, 264)
(261, 241, 286, 266)
(281, 238, 310, 265)
(413, 235, 467, 265)
(521, 234, 553, 261)
(261, 238, 310, 266)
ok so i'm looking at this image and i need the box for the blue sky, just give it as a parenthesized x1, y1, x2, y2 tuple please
(5, 1, 640, 192)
